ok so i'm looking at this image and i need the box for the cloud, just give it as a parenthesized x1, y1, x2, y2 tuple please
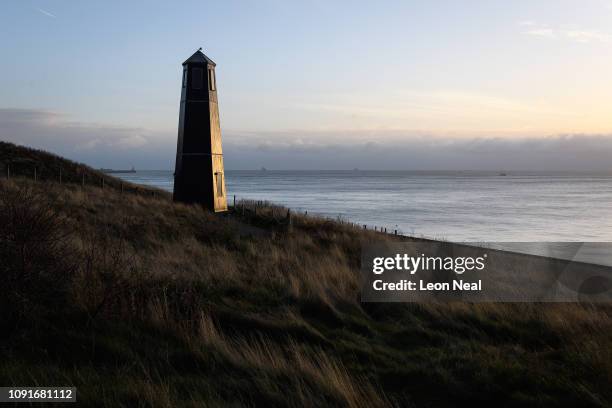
(112, 135, 148, 149)
(2, 108, 612, 171)
(35, 7, 56, 18)
(223, 130, 612, 171)
(0, 108, 173, 169)
(520, 21, 612, 43)
(564, 30, 612, 43)
(525, 28, 556, 39)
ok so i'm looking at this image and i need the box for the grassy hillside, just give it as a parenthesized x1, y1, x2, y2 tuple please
(1, 145, 612, 407)
(0, 141, 164, 195)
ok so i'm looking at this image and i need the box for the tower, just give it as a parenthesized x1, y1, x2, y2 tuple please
(173, 48, 227, 212)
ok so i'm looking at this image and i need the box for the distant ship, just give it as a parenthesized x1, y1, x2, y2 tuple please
(101, 166, 136, 174)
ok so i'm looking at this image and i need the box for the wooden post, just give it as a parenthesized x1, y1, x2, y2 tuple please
(82, 173, 85, 187)
(363, 224, 367, 230)
(233, 195, 236, 208)
(286, 209, 293, 233)
(384, 227, 387, 233)
(394, 229, 398, 235)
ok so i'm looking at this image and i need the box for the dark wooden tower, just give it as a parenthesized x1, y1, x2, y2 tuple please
(173, 48, 227, 212)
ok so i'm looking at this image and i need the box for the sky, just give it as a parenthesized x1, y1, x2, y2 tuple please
(1, 0, 612, 170)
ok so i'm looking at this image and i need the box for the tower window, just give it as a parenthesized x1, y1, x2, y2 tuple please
(191, 67, 203, 89)
(208, 69, 216, 91)
(215, 172, 224, 196)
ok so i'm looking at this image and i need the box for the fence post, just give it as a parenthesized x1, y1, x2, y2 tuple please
(394, 229, 398, 236)
(233, 195, 236, 208)
(363, 224, 366, 230)
(286, 209, 293, 233)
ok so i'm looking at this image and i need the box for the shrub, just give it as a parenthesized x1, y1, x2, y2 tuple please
(0, 181, 76, 333)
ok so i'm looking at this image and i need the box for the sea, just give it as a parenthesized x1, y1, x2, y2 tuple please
(114, 170, 612, 243)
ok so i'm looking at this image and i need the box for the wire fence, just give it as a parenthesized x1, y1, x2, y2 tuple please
(2, 162, 165, 198)
(3, 163, 171, 197)
(230, 195, 403, 237)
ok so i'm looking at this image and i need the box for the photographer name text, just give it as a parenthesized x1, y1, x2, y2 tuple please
(373, 279, 482, 291)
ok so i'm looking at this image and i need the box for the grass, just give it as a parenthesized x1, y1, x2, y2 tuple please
(1, 143, 612, 407)
(0, 140, 165, 195)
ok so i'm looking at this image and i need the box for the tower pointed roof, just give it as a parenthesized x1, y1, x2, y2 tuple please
(183, 48, 216, 66)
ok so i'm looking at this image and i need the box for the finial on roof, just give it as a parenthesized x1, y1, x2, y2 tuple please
(183, 48, 216, 66)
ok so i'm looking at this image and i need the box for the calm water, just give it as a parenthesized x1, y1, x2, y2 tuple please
(114, 170, 612, 243)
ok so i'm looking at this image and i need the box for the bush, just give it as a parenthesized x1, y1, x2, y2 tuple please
(75, 224, 142, 320)
(0, 181, 76, 333)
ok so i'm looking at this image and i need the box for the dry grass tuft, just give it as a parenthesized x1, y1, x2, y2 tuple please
(197, 314, 390, 407)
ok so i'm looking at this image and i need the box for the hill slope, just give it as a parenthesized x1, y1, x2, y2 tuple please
(1, 143, 611, 407)
(0, 141, 163, 194)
